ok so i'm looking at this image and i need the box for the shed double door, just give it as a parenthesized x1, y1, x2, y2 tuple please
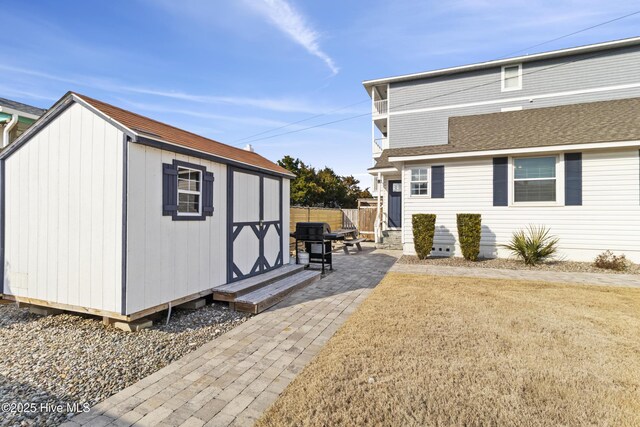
(228, 168, 283, 282)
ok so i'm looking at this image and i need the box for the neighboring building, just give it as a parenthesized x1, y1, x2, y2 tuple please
(364, 37, 640, 262)
(0, 92, 299, 322)
(0, 97, 45, 148)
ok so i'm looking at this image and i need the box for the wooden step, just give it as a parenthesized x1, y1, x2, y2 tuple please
(234, 270, 321, 314)
(212, 264, 305, 302)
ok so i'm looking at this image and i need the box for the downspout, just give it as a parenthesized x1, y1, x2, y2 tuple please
(371, 86, 382, 244)
(2, 114, 18, 148)
(375, 172, 382, 243)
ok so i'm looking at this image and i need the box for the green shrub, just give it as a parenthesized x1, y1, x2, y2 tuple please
(412, 214, 436, 259)
(502, 225, 559, 266)
(594, 251, 628, 271)
(456, 213, 482, 261)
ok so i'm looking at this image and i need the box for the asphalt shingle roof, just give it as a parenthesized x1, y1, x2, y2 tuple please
(74, 93, 293, 177)
(370, 97, 640, 170)
(0, 97, 46, 116)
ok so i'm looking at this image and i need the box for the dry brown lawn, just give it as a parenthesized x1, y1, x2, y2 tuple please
(257, 273, 640, 427)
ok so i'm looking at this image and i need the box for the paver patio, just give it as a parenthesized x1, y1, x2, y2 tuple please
(65, 245, 399, 427)
(391, 263, 640, 287)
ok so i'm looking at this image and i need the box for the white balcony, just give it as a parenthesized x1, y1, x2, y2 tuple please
(372, 99, 388, 116)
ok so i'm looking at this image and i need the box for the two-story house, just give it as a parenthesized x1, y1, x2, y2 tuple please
(364, 36, 640, 262)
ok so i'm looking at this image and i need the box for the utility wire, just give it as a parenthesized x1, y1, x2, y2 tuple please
(231, 99, 369, 144)
(498, 10, 640, 58)
(233, 9, 640, 145)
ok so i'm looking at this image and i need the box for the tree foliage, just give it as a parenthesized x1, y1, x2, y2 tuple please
(278, 155, 372, 208)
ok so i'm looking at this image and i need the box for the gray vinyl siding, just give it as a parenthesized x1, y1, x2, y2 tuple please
(388, 45, 640, 148)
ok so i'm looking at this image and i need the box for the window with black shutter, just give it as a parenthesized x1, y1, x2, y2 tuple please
(493, 157, 508, 206)
(431, 165, 445, 198)
(203, 171, 215, 216)
(564, 152, 582, 206)
(162, 160, 213, 220)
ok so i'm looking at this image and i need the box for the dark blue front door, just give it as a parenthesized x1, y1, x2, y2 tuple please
(388, 180, 401, 228)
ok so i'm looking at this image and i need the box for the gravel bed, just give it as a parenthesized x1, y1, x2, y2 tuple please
(398, 255, 640, 275)
(0, 302, 250, 426)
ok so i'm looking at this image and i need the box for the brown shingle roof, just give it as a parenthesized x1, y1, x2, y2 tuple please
(370, 97, 640, 170)
(74, 93, 292, 176)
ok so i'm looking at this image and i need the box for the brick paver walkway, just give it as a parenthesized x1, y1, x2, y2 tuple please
(66, 245, 399, 427)
(392, 263, 640, 288)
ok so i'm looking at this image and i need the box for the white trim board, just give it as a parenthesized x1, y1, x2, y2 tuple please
(71, 94, 137, 138)
(388, 82, 640, 117)
(367, 167, 399, 175)
(389, 140, 640, 162)
(137, 135, 296, 178)
(0, 106, 41, 120)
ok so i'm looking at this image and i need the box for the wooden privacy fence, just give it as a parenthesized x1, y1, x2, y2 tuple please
(357, 207, 376, 238)
(290, 206, 344, 232)
(289, 206, 376, 243)
(342, 209, 358, 229)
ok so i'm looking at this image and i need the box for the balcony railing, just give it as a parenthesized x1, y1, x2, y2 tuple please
(372, 139, 382, 157)
(372, 137, 388, 157)
(372, 99, 388, 115)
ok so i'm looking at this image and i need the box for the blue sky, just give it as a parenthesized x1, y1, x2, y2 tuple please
(2, 0, 639, 188)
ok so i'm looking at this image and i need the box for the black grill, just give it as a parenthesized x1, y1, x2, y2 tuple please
(294, 222, 332, 241)
(292, 222, 334, 272)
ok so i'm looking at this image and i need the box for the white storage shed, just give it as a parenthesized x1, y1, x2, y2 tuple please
(0, 92, 295, 321)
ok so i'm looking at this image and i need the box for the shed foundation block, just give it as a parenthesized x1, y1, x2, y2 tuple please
(177, 298, 206, 310)
(113, 319, 153, 332)
(29, 306, 63, 316)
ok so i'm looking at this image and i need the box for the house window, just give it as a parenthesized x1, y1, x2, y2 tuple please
(502, 64, 522, 91)
(513, 156, 556, 202)
(177, 167, 202, 215)
(410, 168, 429, 196)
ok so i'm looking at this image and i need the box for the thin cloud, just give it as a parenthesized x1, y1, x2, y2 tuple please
(116, 98, 296, 129)
(246, 0, 339, 75)
(0, 64, 341, 114)
(0, 84, 58, 103)
(119, 86, 327, 114)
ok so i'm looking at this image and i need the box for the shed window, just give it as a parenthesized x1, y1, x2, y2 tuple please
(513, 157, 556, 202)
(410, 168, 429, 196)
(502, 64, 522, 91)
(177, 167, 202, 215)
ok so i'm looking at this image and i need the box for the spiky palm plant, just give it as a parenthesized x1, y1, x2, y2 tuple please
(502, 225, 559, 266)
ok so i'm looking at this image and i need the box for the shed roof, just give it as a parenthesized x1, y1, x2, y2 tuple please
(370, 96, 640, 170)
(0, 97, 46, 116)
(72, 93, 292, 177)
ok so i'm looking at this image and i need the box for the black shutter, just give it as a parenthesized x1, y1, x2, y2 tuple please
(203, 171, 215, 216)
(431, 165, 444, 198)
(565, 152, 582, 206)
(162, 163, 178, 215)
(493, 157, 508, 206)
